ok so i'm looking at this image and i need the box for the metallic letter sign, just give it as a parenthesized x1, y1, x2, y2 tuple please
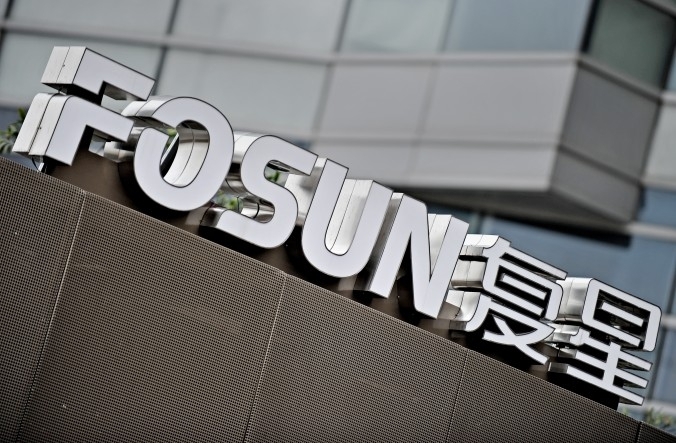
(13, 47, 661, 405)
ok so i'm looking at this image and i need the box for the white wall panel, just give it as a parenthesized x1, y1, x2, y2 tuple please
(310, 141, 415, 184)
(409, 142, 557, 189)
(552, 151, 639, 221)
(424, 60, 576, 142)
(645, 98, 676, 188)
(159, 50, 326, 134)
(562, 66, 660, 179)
(318, 64, 433, 139)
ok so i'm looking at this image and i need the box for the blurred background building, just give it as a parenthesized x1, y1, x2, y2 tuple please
(2, 0, 676, 426)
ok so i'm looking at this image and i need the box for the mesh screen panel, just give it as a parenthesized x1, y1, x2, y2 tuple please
(448, 350, 639, 443)
(0, 157, 84, 442)
(1, 157, 657, 442)
(244, 275, 467, 443)
(17, 193, 286, 442)
(637, 423, 676, 443)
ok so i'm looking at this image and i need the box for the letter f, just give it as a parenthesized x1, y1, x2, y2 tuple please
(13, 46, 155, 165)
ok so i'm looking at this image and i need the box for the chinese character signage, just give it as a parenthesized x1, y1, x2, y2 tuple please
(448, 236, 659, 405)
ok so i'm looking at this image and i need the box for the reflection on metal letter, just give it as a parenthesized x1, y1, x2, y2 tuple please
(297, 159, 393, 278)
(365, 194, 469, 318)
(204, 134, 317, 248)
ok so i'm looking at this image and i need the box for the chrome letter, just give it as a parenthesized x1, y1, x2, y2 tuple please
(205, 134, 317, 248)
(365, 195, 468, 318)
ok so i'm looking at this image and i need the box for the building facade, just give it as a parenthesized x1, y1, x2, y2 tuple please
(1, 0, 676, 428)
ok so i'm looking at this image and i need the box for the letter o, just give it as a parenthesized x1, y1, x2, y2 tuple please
(132, 97, 234, 211)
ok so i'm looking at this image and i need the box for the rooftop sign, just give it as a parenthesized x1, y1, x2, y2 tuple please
(13, 47, 661, 405)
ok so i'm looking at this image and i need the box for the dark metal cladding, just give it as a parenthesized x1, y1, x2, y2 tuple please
(0, 156, 667, 441)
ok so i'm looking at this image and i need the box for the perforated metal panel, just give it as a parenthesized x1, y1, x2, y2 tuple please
(448, 351, 639, 443)
(244, 276, 467, 443)
(0, 157, 84, 442)
(17, 193, 286, 442)
(637, 423, 676, 443)
(1, 156, 658, 442)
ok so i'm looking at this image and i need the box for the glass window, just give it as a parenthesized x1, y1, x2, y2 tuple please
(341, 0, 452, 53)
(10, 0, 173, 34)
(158, 50, 326, 134)
(637, 188, 676, 228)
(481, 216, 676, 310)
(667, 49, 676, 90)
(445, 0, 591, 51)
(0, 34, 161, 104)
(587, 0, 675, 87)
(172, 0, 346, 51)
